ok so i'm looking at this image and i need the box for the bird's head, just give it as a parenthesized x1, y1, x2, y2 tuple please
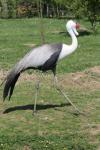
(66, 20, 80, 36)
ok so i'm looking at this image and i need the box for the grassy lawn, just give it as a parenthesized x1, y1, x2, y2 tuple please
(0, 18, 100, 150)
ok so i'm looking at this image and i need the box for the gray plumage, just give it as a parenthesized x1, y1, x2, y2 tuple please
(3, 20, 82, 115)
(3, 43, 62, 100)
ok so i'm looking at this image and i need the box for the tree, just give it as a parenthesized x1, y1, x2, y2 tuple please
(37, 0, 45, 44)
(8, 0, 16, 18)
(81, 0, 100, 31)
(0, 0, 8, 18)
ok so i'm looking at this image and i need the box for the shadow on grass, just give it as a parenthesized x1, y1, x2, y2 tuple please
(3, 103, 70, 114)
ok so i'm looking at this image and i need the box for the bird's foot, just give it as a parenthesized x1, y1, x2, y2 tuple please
(32, 110, 37, 116)
(73, 109, 86, 116)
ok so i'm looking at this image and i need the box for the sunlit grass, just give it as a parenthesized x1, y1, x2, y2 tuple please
(0, 18, 100, 149)
(0, 18, 100, 72)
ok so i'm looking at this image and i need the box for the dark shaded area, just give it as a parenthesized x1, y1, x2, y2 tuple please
(3, 103, 70, 114)
(58, 28, 93, 37)
(78, 28, 93, 36)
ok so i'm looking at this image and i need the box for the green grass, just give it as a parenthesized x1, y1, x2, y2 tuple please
(0, 18, 100, 72)
(0, 18, 100, 150)
(0, 79, 100, 150)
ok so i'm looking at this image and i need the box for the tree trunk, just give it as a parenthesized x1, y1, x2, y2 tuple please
(1, 0, 8, 18)
(89, 15, 96, 32)
(57, 5, 59, 18)
(52, 4, 56, 17)
(46, 4, 49, 17)
(39, 0, 45, 44)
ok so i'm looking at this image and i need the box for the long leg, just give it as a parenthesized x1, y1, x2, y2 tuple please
(53, 75, 85, 115)
(33, 79, 40, 114)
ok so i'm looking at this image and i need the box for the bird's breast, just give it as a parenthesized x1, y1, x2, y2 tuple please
(58, 44, 75, 60)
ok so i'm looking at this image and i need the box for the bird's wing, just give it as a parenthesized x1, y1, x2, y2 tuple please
(15, 43, 62, 72)
(3, 43, 62, 100)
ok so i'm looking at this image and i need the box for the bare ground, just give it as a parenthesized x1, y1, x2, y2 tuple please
(0, 66, 100, 91)
(0, 66, 100, 149)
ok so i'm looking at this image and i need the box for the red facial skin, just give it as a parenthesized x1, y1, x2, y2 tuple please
(76, 23, 80, 29)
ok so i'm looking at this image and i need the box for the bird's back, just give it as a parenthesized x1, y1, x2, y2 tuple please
(16, 43, 62, 72)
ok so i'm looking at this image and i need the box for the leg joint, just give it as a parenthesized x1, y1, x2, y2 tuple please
(35, 81, 40, 90)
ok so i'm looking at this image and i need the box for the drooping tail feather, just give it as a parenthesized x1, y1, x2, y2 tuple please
(3, 47, 33, 100)
(3, 69, 20, 101)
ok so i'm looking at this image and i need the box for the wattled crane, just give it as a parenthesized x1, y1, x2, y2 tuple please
(3, 20, 83, 114)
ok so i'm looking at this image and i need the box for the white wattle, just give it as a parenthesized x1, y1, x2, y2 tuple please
(58, 26, 78, 60)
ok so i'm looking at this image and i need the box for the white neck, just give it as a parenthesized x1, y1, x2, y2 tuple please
(58, 28, 78, 60)
(69, 29, 78, 50)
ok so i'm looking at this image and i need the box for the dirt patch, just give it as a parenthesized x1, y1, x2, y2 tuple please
(87, 66, 100, 74)
(97, 145, 100, 150)
(0, 70, 8, 81)
(23, 43, 36, 48)
(59, 66, 100, 91)
(18, 66, 100, 91)
(0, 66, 100, 91)
(90, 124, 100, 136)
(23, 145, 31, 150)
